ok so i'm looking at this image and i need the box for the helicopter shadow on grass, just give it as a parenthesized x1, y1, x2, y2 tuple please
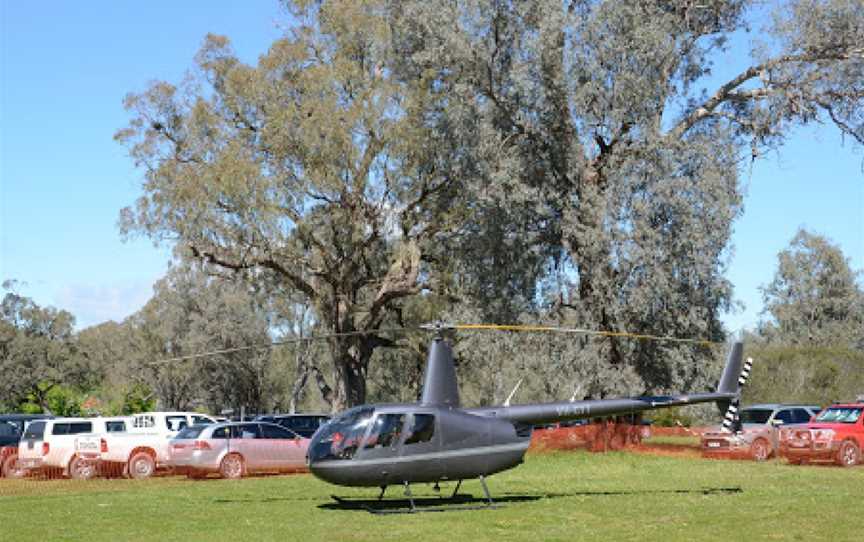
(539, 486, 743, 498)
(319, 492, 540, 514)
(318, 486, 742, 514)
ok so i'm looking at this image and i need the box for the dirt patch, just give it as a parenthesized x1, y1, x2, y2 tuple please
(530, 422, 651, 454)
(530, 423, 711, 459)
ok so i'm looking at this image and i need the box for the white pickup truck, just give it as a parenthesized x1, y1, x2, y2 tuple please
(99, 412, 216, 478)
(17, 417, 131, 479)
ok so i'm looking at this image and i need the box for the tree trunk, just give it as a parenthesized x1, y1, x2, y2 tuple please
(289, 344, 311, 414)
(328, 338, 375, 412)
(567, 167, 623, 366)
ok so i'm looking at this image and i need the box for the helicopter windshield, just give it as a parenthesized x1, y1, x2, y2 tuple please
(308, 407, 374, 462)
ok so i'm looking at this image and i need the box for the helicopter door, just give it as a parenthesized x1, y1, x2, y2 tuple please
(359, 413, 406, 483)
(400, 413, 438, 483)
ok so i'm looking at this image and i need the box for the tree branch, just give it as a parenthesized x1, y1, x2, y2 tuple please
(670, 48, 862, 139)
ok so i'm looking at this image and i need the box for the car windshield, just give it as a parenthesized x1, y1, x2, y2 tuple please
(175, 425, 207, 439)
(307, 407, 374, 462)
(739, 409, 773, 424)
(815, 407, 863, 424)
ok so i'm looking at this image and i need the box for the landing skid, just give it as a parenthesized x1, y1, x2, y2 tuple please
(330, 477, 500, 515)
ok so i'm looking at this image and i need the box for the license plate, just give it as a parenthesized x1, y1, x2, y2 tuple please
(22, 459, 41, 468)
(708, 442, 721, 448)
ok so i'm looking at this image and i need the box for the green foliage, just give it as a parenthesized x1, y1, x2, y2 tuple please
(16, 385, 83, 417)
(0, 284, 94, 412)
(760, 229, 864, 347)
(118, 384, 157, 415)
(743, 344, 864, 406)
(645, 406, 696, 428)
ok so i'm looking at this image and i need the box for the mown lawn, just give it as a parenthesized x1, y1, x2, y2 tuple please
(1, 450, 862, 541)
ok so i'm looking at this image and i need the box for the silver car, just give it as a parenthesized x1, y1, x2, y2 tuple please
(701, 404, 820, 461)
(167, 422, 309, 479)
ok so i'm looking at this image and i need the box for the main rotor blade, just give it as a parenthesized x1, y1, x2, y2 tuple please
(146, 327, 413, 365)
(441, 323, 723, 346)
(147, 322, 721, 366)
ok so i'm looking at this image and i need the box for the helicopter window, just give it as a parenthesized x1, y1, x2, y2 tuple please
(363, 414, 406, 449)
(307, 407, 374, 462)
(404, 414, 435, 445)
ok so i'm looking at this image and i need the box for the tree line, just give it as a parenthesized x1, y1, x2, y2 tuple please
(2, 227, 861, 418)
(2, 0, 863, 417)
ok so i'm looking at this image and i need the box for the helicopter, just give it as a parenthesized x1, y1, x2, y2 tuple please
(306, 326, 748, 511)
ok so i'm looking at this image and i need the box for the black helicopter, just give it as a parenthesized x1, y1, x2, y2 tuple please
(306, 328, 747, 510)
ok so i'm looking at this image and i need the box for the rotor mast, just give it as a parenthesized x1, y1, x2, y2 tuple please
(420, 334, 460, 408)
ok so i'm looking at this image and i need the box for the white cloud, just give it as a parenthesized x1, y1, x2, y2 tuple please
(54, 280, 155, 329)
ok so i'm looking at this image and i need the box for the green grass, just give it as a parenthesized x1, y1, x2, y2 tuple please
(2, 450, 863, 541)
(642, 434, 700, 447)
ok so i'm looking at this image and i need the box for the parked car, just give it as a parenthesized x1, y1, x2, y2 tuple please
(16, 416, 131, 479)
(167, 421, 309, 479)
(701, 404, 820, 461)
(254, 413, 330, 438)
(780, 401, 864, 467)
(98, 411, 217, 479)
(1, 414, 53, 478)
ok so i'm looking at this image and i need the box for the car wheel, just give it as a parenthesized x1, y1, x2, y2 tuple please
(69, 456, 97, 480)
(128, 451, 156, 479)
(751, 438, 771, 462)
(219, 454, 244, 479)
(836, 440, 860, 467)
(1, 454, 26, 479)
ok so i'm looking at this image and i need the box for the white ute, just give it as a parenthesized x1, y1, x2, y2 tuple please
(17, 417, 131, 479)
(99, 412, 216, 479)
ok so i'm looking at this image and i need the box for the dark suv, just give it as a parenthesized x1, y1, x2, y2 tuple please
(254, 414, 330, 438)
(1, 414, 53, 477)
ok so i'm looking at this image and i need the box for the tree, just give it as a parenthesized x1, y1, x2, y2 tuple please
(123, 262, 276, 413)
(760, 229, 863, 346)
(117, 1, 472, 411)
(388, 0, 864, 392)
(0, 283, 86, 413)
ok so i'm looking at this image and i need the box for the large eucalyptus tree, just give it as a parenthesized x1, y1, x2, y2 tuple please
(117, 1, 477, 411)
(390, 0, 864, 392)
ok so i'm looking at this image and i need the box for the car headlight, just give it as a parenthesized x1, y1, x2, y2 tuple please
(813, 429, 834, 441)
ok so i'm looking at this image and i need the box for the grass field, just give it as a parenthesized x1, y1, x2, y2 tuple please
(2, 450, 862, 541)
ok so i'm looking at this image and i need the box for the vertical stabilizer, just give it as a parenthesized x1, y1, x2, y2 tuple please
(715, 341, 745, 415)
(717, 342, 744, 395)
(420, 338, 460, 407)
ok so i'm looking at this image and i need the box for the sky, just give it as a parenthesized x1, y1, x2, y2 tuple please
(1, 1, 862, 332)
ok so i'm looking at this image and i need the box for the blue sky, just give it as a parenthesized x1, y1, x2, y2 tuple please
(1, 1, 862, 332)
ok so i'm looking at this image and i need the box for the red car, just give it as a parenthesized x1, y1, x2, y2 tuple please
(780, 402, 864, 467)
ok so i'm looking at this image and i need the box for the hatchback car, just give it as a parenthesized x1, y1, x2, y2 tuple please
(167, 422, 309, 479)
